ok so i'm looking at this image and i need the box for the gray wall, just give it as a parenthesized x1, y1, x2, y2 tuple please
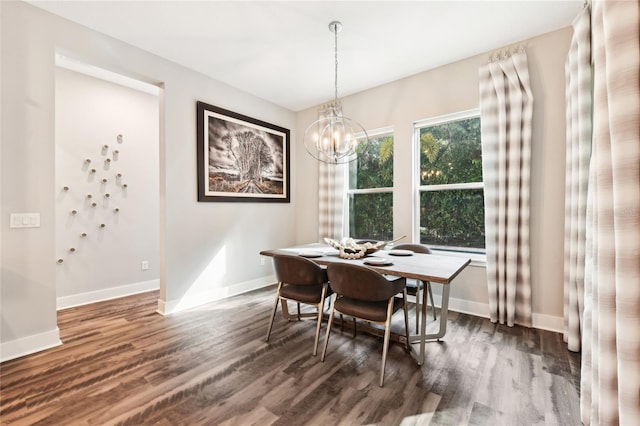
(295, 27, 571, 330)
(1, 0, 571, 361)
(1, 1, 296, 360)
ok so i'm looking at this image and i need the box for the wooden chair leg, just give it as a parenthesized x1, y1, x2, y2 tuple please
(402, 289, 410, 351)
(352, 317, 357, 339)
(380, 297, 395, 387)
(321, 294, 338, 362)
(415, 285, 421, 334)
(265, 283, 283, 342)
(313, 284, 328, 356)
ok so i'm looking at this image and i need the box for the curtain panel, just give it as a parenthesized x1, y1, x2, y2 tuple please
(581, 1, 640, 424)
(563, 6, 592, 353)
(479, 51, 533, 327)
(318, 161, 346, 241)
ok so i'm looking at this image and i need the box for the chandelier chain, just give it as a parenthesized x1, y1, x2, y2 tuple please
(302, 20, 369, 164)
(334, 24, 339, 101)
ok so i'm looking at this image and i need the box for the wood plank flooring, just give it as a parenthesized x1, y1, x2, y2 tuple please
(0, 288, 581, 425)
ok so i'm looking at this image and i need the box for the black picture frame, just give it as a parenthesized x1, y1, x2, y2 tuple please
(196, 101, 290, 203)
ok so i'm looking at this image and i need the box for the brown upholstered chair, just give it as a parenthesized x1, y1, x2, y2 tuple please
(320, 263, 409, 387)
(265, 254, 330, 356)
(393, 243, 436, 333)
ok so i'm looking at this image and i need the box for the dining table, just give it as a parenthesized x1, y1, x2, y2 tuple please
(260, 243, 471, 365)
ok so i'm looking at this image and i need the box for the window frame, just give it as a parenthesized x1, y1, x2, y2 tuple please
(412, 109, 486, 261)
(343, 126, 394, 239)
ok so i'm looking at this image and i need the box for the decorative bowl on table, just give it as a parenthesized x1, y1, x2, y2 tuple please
(324, 237, 389, 259)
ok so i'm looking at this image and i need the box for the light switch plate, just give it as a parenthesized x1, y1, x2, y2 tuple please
(9, 213, 41, 228)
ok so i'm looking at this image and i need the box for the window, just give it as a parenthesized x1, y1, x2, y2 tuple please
(344, 128, 394, 241)
(414, 110, 485, 252)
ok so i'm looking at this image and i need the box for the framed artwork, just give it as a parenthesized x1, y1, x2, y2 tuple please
(196, 101, 290, 203)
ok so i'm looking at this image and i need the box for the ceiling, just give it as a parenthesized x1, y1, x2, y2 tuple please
(30, 1, 583, 111)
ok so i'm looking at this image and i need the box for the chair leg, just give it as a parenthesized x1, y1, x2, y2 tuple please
(380, 297, 396, 387)
(402, 289, 410, 351)
(265, 283, 283, 342)
(297, 302, 301, 321)
(352, 317, 357, 339)
(321, 294, 337, 362)
(415, 285, 421, 334)
(313, 284, 328, 356)
(427, 281, 436, 320)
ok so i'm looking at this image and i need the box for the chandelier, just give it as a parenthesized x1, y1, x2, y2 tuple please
(303, 21, 369, 164)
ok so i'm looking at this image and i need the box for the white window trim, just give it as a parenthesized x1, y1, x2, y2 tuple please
(412, 108, 486, 264)
(417, 181, 484, 192)
(343, 126, 394, 238)
(430, 248, 486, 267)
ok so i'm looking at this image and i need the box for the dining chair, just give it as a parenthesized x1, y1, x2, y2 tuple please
(393, 243, 436, 333)
(265, 254, 330, 356)
(321, 263, 409, 387)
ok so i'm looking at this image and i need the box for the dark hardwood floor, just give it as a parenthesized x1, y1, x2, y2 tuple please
(0, 288, 581, 425)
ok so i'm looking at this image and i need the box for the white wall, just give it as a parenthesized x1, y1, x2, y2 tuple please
(295, 28, 572, 331)
(1, 1, 296, 361)
(55, 67, 160, 308)
(0, 0, 570, 362)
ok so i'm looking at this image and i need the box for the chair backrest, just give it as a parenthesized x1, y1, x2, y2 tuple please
(273, 254, 328, 286)
(327, 263, 405, 302)
(393, 243, 431, 254)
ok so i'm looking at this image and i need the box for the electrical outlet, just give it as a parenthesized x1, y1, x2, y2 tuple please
(141, 260, 149, 270)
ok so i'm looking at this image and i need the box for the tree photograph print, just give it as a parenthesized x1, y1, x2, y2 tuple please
(197, 102, 290, 202)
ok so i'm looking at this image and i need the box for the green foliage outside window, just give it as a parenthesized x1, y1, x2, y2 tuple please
(349, 136, 394, 189)
(419, 117, 485, 249)
(349, 193, 393, 241)
(420, 190, 485, 248)
(348, 135, 393, 240)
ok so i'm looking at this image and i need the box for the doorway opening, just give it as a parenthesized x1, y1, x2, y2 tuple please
(54, 55, 162, 312)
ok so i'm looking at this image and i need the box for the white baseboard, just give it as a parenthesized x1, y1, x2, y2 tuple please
(0, 328, 62, 363)
(430, 294, 563, 334)
(157, 275, 276, 315)
(530, 312, 564, 333)
(57, 279, 160, 310)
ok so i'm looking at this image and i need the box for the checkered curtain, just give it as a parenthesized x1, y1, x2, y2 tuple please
(479, 51, 533, 327)
(563, 5, 592, 353)
(581, 1, 640, 424)
(318, 161, 346, 241)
